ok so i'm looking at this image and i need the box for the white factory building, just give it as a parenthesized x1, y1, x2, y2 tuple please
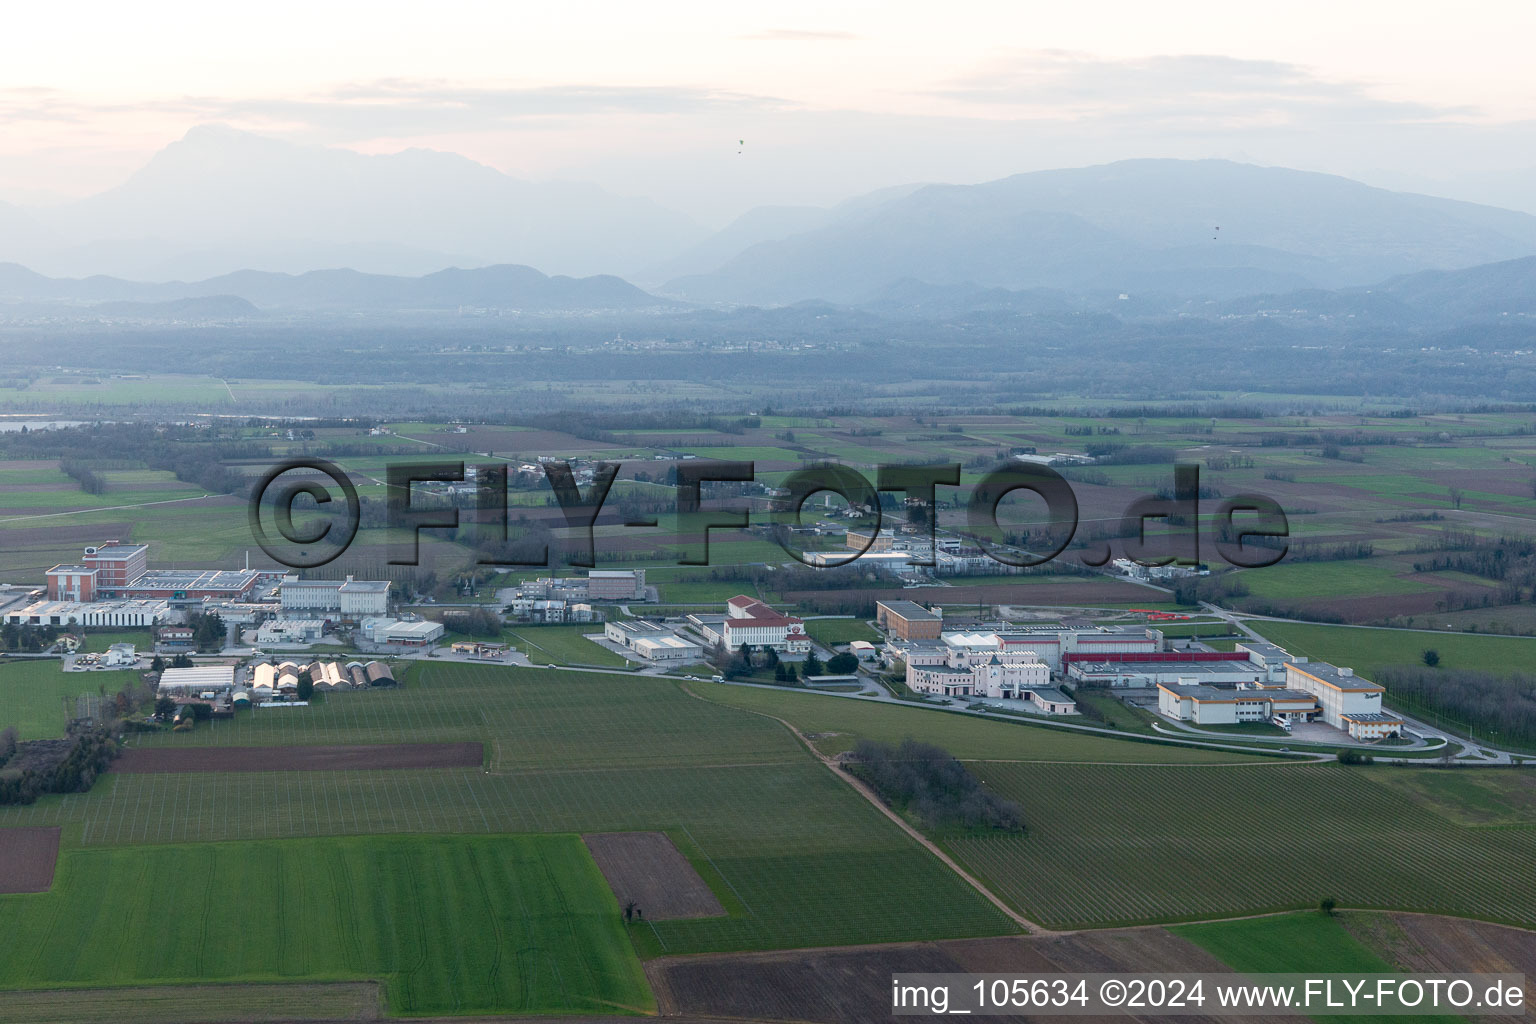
(4, 598, 170, 628)
(1157, 680, 1321, 727)
(1285, 661, 1403, 740)
(603, 619, 703, 661)
(606, 619, 669, 647)
(279, 575, 391, 617)
(360, 618, 444, 646)
(1149, 642, 1404, 741)
(255, 618, 328, 645)
(632, 634, 703, 660)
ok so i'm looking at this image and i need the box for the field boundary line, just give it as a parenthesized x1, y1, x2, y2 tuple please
(679, 823, 753, 916)
(678, 681, 1048, 936)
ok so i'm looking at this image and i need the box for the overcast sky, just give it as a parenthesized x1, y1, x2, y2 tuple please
(5, 0, 1536, 223)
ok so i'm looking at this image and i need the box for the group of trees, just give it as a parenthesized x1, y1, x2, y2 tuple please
(712, 641, 774, 680)
(0, 723, 118, 806)
(0, 621, 60, 652)
(186, 611, 227, 652)
(0, 423, 260, 496)
(442, 607, 501, 637)
(706, 641, 859, 682)
(847, 739, 1025, 833)
(61, 458, 108, 494)
(1376, 665, 1536, 750)
(1411, 533, 1536, 607)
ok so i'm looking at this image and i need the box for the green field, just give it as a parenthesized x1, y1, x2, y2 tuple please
(0, 660, 117, 740)
(78, 630, 154, 653)
(1174, 912, 1398, 972)
(501, 625, 629, 667)
(0, 665, 1020, 966)
(803, 618, 882, 646)
(1173, 913, 1460, 1024)
(0, 834, 650, 1016)
(1238, 561, 1433, 601)
(1251, 621, 1536, 677)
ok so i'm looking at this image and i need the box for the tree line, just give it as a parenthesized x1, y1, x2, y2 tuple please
(1376, 665, 1536, 750)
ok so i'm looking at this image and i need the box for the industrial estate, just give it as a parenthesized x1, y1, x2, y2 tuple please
(2, 404, 1534, 1024)
(4, 24, 1536, 1014)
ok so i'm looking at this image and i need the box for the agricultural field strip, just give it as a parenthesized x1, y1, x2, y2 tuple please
(941, 762, 1536, 930)
(3, 663, 1021, 957)
(0, 835, 652, 1016)
(0, 981, 383, 1024)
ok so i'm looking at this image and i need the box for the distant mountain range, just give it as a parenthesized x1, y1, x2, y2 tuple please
(0, 126, 705, 280)
(5, 143, 1536, 322)
(1214, 255, 1536, 327)
(660, 160, 1536, 305)
(3, 252, 1534, 329)
(0, 263, 669, 315)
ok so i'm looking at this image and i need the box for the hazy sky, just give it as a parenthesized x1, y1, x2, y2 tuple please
(5, 1, 1536, 222)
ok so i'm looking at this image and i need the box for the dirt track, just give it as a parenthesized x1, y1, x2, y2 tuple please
(0, 826, 61, 893)
(110, 742, 483, 773)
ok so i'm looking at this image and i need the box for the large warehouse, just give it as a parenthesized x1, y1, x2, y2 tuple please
(157, 665, 237, 695)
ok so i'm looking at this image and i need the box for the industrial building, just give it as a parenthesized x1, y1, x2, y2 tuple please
(1066, 651, 1281, 688)
(45, 541, 275, 605)
(279, 575, 391, 617)
(119, 569, 265, 602)
(602, 618, 705, 661)
(1285, 661, 1403, 740)
(46, 564, 97, 602)
(1157, 680, 1321, 726)
(505, 597, 596, 623)
(4, 598, 170, 628)
(81, 541, 149, 594)
(845, 529, 895, 553)
(875, 600, 943, 640)
(903, 633, 1076, 714)
(360, 618, 444, 646)
(605, 619, 670, 647)
(255, 618, 328, 645)
(306, 662, 349, 690)
(1139, 642, 1403, 741)
(586, 569, 646, 601)
(630, 634, 703, 661)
